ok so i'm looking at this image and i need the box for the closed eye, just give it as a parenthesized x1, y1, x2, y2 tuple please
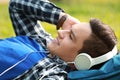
(69, 34, 72, 40)
(69, 28, 76, 41)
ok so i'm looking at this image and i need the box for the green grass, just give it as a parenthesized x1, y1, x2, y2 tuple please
(0, 0, 120, 49)
(0, 3, 15, 38)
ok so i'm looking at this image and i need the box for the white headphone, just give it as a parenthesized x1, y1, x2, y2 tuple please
(68, 46, 118, 70)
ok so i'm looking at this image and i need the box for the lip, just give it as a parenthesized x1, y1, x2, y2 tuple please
(53, 37, 60, 45)
(56, 37, 60, 45)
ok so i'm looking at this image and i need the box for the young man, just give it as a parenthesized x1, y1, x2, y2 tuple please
(1, 0, 117, 80)
(0, 18, 119, 80)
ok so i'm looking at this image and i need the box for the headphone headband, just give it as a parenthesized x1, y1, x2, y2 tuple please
(92, 46, 117, 65)
(74, 46, 118, 70)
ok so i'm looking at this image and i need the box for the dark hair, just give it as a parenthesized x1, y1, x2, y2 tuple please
(79, 18, 117, 69)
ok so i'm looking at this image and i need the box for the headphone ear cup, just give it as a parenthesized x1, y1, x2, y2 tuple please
(74, 53, 92, 70)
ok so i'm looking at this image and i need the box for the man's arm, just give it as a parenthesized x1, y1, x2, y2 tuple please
(9, 0, 63, 39)
(9, 0, 64, 48)
(9, 0, 63, 25)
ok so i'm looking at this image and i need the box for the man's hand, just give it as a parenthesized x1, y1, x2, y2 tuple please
(62, 14, 80, 30)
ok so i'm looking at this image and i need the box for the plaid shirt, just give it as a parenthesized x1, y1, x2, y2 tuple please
(14, 57, 69, 80)
(9, 0, 70, 79)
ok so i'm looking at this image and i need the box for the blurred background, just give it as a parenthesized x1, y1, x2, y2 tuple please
(0, 0, 120, 49)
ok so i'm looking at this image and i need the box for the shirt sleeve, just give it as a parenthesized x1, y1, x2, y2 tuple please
(9, 0, 64, 46)
(9, 0, 63, 25)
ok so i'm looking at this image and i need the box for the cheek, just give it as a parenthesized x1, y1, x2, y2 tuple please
(60, 40, 78, 52)
(59, 43, 77, 55)
(53, 43, 72, 56)
(57, 46, 78, 62)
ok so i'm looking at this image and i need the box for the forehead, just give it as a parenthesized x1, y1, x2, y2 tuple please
(72, 22, 92, 43)
(72, 22, 92, 35)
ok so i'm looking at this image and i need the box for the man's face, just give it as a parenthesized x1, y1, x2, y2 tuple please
(47, 22, 92, 62)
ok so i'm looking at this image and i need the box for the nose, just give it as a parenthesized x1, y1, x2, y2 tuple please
(57, 30, 70, 39)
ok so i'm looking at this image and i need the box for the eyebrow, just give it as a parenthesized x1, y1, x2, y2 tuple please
(71, 28, 76, 41)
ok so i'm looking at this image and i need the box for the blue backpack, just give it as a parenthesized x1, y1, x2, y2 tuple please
(68, 53, 120, 80)
(0, 36, 47, 80)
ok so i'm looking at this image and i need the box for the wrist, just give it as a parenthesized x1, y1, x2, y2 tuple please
(57, 13, 67, 30)
(59, 12, 66, 20)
